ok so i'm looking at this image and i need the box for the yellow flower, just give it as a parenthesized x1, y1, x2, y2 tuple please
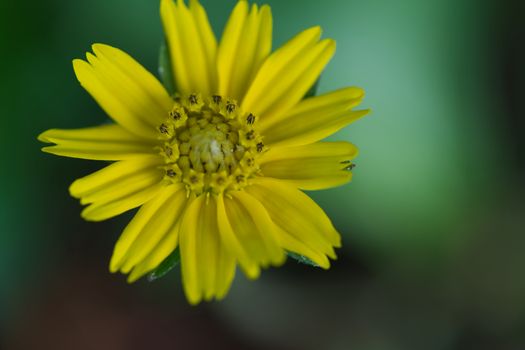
(38, 0, 369, 304)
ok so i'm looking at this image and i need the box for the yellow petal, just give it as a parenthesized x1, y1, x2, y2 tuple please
(233, 191, 286, 265)
(73, 44, 172, 139)
(179, 195, 236, 304)
(189, 0, 217, 82)
(217, 2, 272, 101)
(127, 218, 182, 283)
(160, 0, 190, 94)
(78, 168, 161, 206)
(276, 226, 330, 269)
(69, 156, 164, 221)
(38, 124, 154, 160)
(200, 197, 235, 302)
(214, 237, 236, 300)
(259, 39, 336, 128)
(225, 192, 285, 268)
(161, 0, 217, 95)
(109, 184, 184, 273)
(69, 156, 161, 198)
(262, 87, 368, 147)
(179, 195, 202, 304)
(246, 178, 341, 260)
(80, 182, 164, 222)
(242, 27, 336, 127)
(261, 142, 358, 190)
(199, 197, 219, 301)
(243, 26, 321, 109)
(91, 44, 173, 118)
(216, 195, 260, 279)
(118, 185, 187, 274)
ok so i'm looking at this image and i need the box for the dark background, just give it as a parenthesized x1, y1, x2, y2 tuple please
(0, 0, 523, 349)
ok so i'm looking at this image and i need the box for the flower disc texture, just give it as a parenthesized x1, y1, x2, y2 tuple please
(39, 0, 369, 304)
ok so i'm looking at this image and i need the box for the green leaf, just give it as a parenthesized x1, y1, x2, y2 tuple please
(287, 251, 320, 267)
(303, 78, 320, 99)
(158, 41, 176, 96)
(147, 248, 181, 282)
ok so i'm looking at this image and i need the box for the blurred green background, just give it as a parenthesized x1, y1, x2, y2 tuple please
(0, 0, 523, 349)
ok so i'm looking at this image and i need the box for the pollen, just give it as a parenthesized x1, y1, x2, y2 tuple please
(157, 94, 265, 195)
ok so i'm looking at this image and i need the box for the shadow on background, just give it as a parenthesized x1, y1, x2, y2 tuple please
(0, 0, 523, 349)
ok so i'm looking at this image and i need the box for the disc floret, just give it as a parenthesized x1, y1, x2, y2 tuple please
(157, 94, 265, 195)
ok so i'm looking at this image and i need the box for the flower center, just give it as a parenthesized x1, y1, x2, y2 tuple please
(156, 93, 265, 196)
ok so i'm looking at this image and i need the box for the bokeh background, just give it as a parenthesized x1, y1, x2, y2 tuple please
(0, 0, 523, 349)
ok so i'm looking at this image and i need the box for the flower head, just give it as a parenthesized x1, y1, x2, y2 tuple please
(38, 0, 369, 304)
